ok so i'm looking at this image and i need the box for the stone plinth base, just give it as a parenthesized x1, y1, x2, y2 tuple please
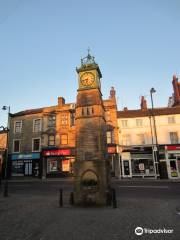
(73, 160, 110, 206)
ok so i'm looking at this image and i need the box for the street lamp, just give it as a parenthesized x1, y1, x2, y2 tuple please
(2, 106, 10, 197)
(150, 88, 160, 178)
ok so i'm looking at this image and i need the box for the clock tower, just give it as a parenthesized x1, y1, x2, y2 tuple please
(73, 52, 110, 206)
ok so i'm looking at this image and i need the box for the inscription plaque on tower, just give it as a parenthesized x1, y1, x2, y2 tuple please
(73, 52, 111, 206)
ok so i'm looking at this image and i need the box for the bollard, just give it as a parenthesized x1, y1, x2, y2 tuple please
(106, 190, 112, 206)
(112, 188, 117, 209)
(59, 189, 63, 207)
(69, 192, 74, 205)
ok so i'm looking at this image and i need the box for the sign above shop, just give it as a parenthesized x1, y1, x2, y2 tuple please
(166, 145, 180, 151)
(12, 153, 40, 160)
(107, 146, 117, 154)
(43, 149, 71, 156)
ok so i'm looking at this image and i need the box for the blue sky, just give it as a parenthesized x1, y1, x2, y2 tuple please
(0, 0, 180, 125)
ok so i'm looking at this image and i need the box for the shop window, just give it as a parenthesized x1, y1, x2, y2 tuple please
(33, 119, 42, 132)
(121, 120, 128, 128)
(47, 158, 59, 172)
(137, 134, 146, 145)
(12, 161, 24, 175)
(168, 116, 175, 124)
(48, 135, 55, 146)
(70, 112, 75, 126)
(61, 114, 68, 125)
(169, 132, 178, 144)
(32, 138, 41, 152)
(48, 115, 56, 127)
(136, 119, 143, 127)
(61, 134, 68, 145)
(14, 121, 22, 133)
(131, 159, 155, 174)
(122, 134, 131, 145)
(13, 140, 20, 153)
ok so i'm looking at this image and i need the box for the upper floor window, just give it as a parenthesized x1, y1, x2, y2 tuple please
(48, 135, 55, 146)
(32, 138, 41, 152)
(137, 134, 146, 145)
(169, 132, 178, 144)
(13, 139, 20, 153)
(136, 119, 143, 127)
(33, 119, 42, 132)
(106, 131, 114, 144)
(121, 120, 128, 128)
(48, 115, 56, 127)
(70, 112, 75, 126)
(122, 134, 131, 146)
(168, 116, 175, 124)
(14, 121, 22, 133)
(61, 114, 68, 125)
(61, 134, 68, 145)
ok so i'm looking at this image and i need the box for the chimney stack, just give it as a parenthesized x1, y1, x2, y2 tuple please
(140, 96, 147, 110)
(172, 74, 180, 106)
(58, 97, 65, 106)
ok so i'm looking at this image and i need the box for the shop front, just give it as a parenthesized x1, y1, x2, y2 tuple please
(165, 145, 180, 179)
(107, 145, 120, 177)
(11, 153, 40, 177)
(42, 148, 75, 178)
(121, 146, 156, 178)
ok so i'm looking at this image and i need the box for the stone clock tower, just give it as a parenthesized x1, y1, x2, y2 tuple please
(73, 52, 110, 206)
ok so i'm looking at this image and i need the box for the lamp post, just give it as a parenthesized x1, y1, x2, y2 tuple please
(2, 106, 10, 197)
(150, 88, 160, 178)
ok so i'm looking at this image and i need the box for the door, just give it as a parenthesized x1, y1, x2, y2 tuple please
(24, 162, 32, 176)
(122, 159, 132, 178)
(168, 159, 179, 178)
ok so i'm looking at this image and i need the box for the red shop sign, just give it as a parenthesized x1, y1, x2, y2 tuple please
(166, 145, 180, 151)
(43, 149, 71, 156)
(107, 147, 117, 154)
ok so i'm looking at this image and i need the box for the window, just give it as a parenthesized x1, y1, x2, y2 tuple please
(82, 108, 84, 116)
(168, 116, 175, 124)
(122, 134, 131, 145)
(13, 140, 20, 153)
(106, 131, 114, 144)
(48, 115, 56, 127)
(48, 135, 55, 146)
(169, 132, 178, 144)
(33, 119, 42, 132)
(14, 121, 22, 133)
(121, 120, 128, 128)
(61, 134, 68, 145)
(137, 134, 145, 145)
(32, 138, 41, 151)
(136, 119, 143, 127)
(61, 114, 68, 125)
(70, 112, 75, 126)
(87, 108, 90, 115)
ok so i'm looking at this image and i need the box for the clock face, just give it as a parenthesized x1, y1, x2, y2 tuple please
(80, 72, 95, 86)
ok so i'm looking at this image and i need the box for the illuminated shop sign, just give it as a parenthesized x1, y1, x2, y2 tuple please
(43, 149, 71, 156)
(107, 147, 117, 154)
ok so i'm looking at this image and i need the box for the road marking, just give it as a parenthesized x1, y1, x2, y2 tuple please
(118, 185, 169, 189)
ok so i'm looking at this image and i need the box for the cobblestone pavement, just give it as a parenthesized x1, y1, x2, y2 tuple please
(0, 182, 180, 240)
